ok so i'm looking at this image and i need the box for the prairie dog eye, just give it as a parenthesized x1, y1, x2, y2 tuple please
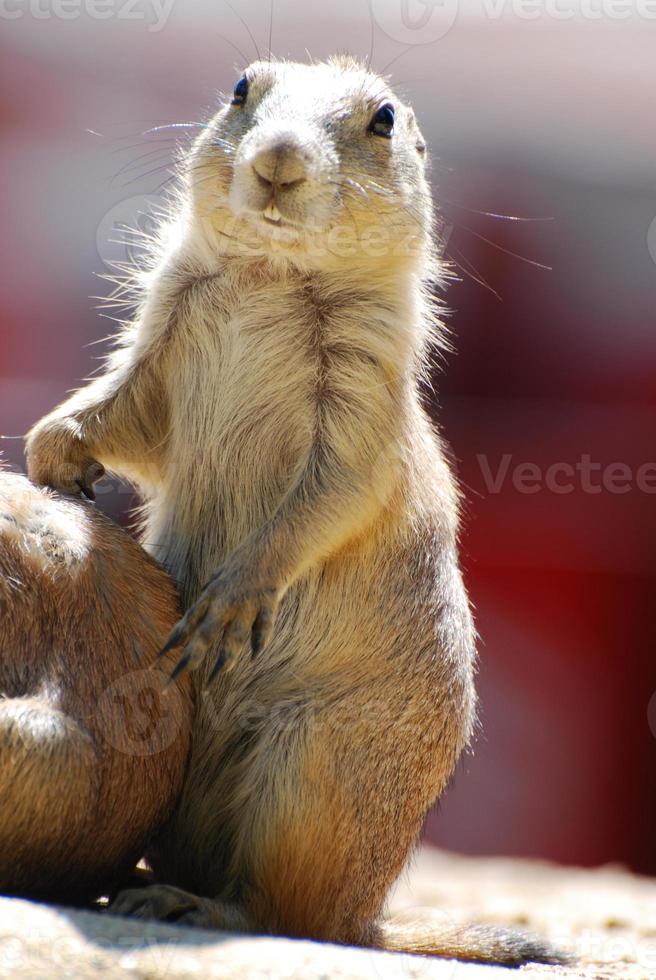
(369, 103, 395, 139)
(232, 75, 248, 106)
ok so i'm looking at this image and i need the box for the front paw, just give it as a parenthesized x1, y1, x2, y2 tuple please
(110, 884, 227, 930)
(161, 567, 280, 683)
(25, 419, 104, 500)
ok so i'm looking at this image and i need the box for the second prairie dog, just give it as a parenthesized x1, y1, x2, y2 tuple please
(0, 469, 192, 901)
(26, 58, 560, 964)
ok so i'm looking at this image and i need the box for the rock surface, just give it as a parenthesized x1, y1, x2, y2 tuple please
(0, 847, 654, 979)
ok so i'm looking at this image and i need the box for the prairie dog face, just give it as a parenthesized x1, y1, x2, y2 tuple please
(188, 57, 432, 266)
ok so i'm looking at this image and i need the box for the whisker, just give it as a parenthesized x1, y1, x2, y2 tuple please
(330, 178, 433, 260)
(457, 222, 552, 271)
(88, 119, 205, 133)
(342, 171, 395, 199)
(378, 46, 413, 77)
(441, 196, 554, 223)
(267, 0, 274, 62)
(153, 174, 180, 195)
(449, 244, 502, 300)
(142, 123, 208, 135)
(224, 0, 261, 62)
(189, 174, 221, 190)
(109, 149, 176, 184)
(216, 31, 250, 67)
(118, 162, 176, 189)
(109, 137, 188, 157)
(210, 137, 237, 154)
(341, 176, 368, 199)
(366, 0, 376, 70)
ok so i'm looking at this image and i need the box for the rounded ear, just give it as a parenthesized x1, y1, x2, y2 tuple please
(406, 108, 427, 155)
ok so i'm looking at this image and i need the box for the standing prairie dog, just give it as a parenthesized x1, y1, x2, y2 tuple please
(0, 468, 192, 902)
(26, 57, 562, 964)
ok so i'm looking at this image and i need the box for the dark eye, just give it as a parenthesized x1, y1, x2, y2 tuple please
(231, 75, 248, 106)
(369, 103, 395, 139)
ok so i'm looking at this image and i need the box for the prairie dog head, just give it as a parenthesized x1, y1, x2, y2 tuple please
(186, 57, 433, 270)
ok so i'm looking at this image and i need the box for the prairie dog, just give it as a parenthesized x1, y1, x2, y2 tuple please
(26, 58, 562, 963)
(0, 469, 192, 902)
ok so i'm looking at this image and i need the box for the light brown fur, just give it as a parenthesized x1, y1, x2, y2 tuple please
(0, 469, 192, 902)
(25, 58, 563, 964)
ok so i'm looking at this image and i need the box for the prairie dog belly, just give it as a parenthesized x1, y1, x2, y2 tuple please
(150, 519, 471, 896)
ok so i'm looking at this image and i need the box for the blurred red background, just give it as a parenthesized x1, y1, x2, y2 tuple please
(1, 2, 654, 872)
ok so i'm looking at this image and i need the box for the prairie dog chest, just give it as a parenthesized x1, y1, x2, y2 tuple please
(166, 270, 328, 487)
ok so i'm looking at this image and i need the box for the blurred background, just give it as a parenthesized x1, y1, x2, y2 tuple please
(1, 0, 655, 873)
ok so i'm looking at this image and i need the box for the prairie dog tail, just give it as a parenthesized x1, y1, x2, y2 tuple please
(0, 694, 98, 899)
(373, 918, 569, 967)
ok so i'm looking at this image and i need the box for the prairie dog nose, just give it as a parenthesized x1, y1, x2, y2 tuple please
(251, 141, 309, 190)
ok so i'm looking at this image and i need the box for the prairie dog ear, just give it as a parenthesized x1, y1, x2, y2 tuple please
(406, 108, 427, 156)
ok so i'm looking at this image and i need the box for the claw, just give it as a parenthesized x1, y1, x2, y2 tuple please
(207, 650, 227, 683)
(158, 622, 186, 660)
(167, 652, 191, 687)
(250, 605, 274, 658)
(250, 623, 263, 659)
(76, 462, 105, 501)
(76, 480, 96, 501)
